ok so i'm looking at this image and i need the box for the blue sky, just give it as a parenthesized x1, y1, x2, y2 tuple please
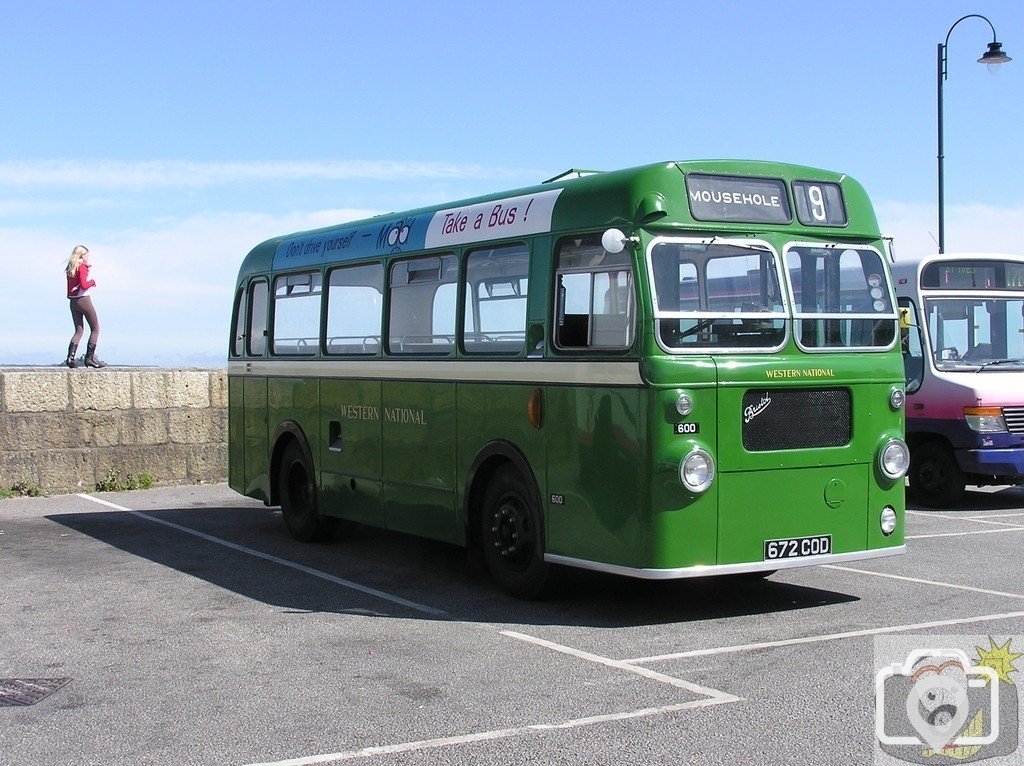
(1, 0, 1021, 364)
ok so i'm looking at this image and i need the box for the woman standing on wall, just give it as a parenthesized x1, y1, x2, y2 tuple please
(64, 245, 106, 368)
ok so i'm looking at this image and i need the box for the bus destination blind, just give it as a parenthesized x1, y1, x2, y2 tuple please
(686, 174, 792, 224)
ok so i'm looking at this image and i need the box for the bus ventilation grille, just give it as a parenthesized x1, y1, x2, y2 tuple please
(742, 387, 851, 452)
(1002, 407, 1024, 435)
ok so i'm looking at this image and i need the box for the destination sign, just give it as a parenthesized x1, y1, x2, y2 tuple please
(792, 181, 847, 226)
(686, 174, 791, 224)
(921, 260, 1024, 290)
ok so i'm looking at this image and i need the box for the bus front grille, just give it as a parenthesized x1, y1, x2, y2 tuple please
(742, 387, 851, 452)
(1002, 406, 1024, 435)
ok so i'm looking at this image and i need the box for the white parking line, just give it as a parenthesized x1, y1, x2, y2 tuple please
(75, 493, 447, 617)
(500, 630, 742, 703)
(907, 527, 1024, 540)
(623, 609, 1024, 664)
(906, 510, 1024, 528)
(972, 512, 1024, 519)
(242, 698, 732, 765)
(821, 564, 1024, 600)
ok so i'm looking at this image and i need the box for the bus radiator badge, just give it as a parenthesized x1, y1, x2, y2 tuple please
(743, 394, 772, 424)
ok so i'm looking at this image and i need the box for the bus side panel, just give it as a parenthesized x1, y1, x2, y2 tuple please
(319, 379, 384, 526)
(381, 380, 458, 544)
(544, 386, 643, 567)
(268, 376, 320, 478)
(455, 382, 546, 545)
(227, 374, 245, 495)
(242, 375, 269, 502)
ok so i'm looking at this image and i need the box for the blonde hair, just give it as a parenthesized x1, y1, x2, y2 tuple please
(66, 245, 90, 277)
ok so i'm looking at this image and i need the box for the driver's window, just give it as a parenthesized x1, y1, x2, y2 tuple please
(554, 234, 635, 351)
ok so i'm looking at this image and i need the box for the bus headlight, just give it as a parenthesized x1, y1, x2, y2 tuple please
(964, 407, 1007, 433)
(880, 506, 897, 536)
(679, 448, 715, 493)
(889, 388, 905, 410)
(879, 439, 910, 480)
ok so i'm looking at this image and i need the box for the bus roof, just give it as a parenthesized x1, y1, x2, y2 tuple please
(236, 159, 880, 280)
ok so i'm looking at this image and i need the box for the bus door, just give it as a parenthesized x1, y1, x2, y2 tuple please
(381, 254, 459, 543)
(242, 278, 270, 499)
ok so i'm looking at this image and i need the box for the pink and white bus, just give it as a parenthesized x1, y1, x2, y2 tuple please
(894, 253, 1024, 506)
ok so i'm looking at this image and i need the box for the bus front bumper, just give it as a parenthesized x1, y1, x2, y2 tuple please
(544, 545, 906, 580)
(956, 447, 1024, 478)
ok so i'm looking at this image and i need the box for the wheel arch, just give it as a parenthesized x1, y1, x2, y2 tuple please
(269, 420, 316, 506)
(906, 430, 952, 453)
(463, 440, 543, 547)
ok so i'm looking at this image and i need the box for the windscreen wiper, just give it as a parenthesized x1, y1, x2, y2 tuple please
(678, 318, 716, 339)
(975, 359, 1024, 372)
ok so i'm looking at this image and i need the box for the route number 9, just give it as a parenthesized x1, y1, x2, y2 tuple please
(793, 180, 846, 226)
(807, 185, 826, 222)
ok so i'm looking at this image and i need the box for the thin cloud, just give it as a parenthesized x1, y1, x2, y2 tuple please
(0, 197, 118, 217)
(876, 200, 1024, 260)
(0, 159, 537, 189)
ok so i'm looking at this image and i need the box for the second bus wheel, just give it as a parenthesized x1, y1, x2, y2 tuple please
(481, 464, 549, 599)
(278, 441, 337, 542)
(908, 441, 965, 508)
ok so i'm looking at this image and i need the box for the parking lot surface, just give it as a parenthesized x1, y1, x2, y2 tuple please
(2, 484, 1023, 765)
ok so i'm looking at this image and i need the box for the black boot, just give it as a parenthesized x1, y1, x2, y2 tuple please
(84, 344, 107, 368)
(65, 343, 78, 369)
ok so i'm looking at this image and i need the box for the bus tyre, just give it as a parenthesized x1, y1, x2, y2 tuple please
(279, 441, 337, 542)
(481, 465, 549, 599)
(909, 442, 965, 508)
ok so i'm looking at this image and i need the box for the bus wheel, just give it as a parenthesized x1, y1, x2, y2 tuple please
(481, 464, 548, 599)
(909, 442, 965, 508)
(279, 441, 337, 542)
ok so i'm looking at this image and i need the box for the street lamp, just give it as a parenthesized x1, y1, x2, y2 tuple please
(937, 15, 1011, 253)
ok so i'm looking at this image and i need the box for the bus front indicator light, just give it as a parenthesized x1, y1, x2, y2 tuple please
(680, 448, 715, 493)
(964, 407, 1007, 433)
(880, 506, 897, 536)
(879, 439, 910, 480)
(675, 393, 694, 416)
(889, 388, 905, 410)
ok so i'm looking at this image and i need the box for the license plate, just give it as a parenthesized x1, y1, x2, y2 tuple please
(763, 534, 832, 561)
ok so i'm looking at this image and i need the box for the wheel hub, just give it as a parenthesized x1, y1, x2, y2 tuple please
(491, 495, 533, 566)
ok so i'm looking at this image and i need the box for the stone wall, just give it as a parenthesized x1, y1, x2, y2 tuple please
(0, 368, 227, 494)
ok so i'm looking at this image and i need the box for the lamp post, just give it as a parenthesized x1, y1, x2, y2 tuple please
(937, 15, 1010, 253)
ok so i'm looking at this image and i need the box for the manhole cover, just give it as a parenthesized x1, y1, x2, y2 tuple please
(0, 678, 72, 707)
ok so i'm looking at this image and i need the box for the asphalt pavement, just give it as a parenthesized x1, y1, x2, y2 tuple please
(2, 483, 1023, 765)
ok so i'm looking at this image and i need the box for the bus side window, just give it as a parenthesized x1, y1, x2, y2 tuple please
(325, 263, 384, 355)
(273, 271, 322, 356)
(388, 253, 457, 355)
(463, 243, 529, 354)
(247, 279, 269, 357)
(554, 234, 635, 351)
(898, 298, 924, 394)
(230, 286, 246, 357)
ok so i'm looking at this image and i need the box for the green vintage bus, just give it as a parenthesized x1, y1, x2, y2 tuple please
(228, 160, 908, 597)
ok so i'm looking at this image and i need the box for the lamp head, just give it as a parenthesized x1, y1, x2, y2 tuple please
(978, 41, 1012, 73)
